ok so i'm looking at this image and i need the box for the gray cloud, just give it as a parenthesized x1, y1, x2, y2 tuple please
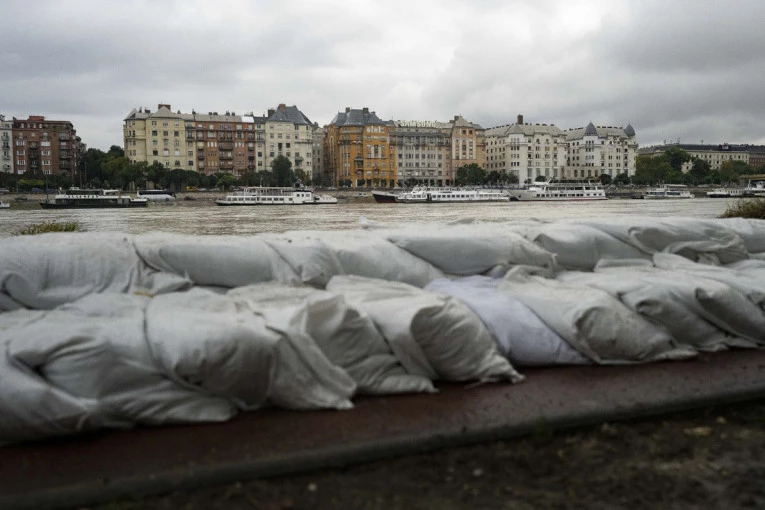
(1, 0, 763, 150)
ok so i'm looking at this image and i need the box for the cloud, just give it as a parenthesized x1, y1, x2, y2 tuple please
(1, 0, 763, 150)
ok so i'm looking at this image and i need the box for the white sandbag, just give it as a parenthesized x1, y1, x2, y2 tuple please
(653, 253, 765, 311)
(387, 223, 555, 276)
(263, 237, 344, 288)
(426, 277, 590, 366)
(229, 283, 436, 395)
(134, 232, 300, 287)
(327, 275, 524, 383)
(711, 218, 765, 253)
(576, 217, 750, 265)
(0, 310, 96, 444)
(500, 267, 695, 364)
(0, 233, 191, 310)
(525, 222, 650, 271)
(146, 288, 356, 411)
(4, 294, 235, 440)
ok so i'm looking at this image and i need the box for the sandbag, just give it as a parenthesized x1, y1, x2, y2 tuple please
(500, 267, 695, 364)
(263, 236, 344, 288)
(387, 223, 555, 276)
(229, 283, 436, 395)
(711, 218, 765, 254)
(146, 288, 357, 411)
(0, 233, 191, 310)
(134, 233, 300, 287)
(426, 276, 590, 366)
(327, 275, 524, 384)
(4, 294, 235, 443)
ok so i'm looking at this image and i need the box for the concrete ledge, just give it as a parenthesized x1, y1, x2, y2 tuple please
(2, 349, 765, 510)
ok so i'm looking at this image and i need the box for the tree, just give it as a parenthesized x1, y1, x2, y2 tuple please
(145, 162, 166, 189)
(271, 155, 296, 187)
(613, 172, 631, 185)
(664, 147, 691, 172)
(599, 174, 613, 185)
(217, 173, 238, 190)
(688, 159, 712, 185)
(455, 164, 486, 185)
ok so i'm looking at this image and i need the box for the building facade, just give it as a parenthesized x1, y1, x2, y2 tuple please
(565, 122, 637, 179)
(449, 115, 485, 177)
(484, 115, 567, 183)
(9, 115, 78, 178)
(324, 107, 395, 188)
(125, 103, 314, 181)
(392, 120, 452, 186)
(312, 124, 324, 183)
(1, 114, 12, 174)
(637, 143, 765, 172)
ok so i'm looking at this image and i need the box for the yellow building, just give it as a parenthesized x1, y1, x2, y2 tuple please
(324, 107, 396, 188)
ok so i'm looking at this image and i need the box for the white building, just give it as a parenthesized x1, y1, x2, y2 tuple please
(565, 122, 637, 179)
(484, 115, 567, 183)
(0, 114, 12, 174)
(263, 104, 315, 180)
(311, 124, 324, 183)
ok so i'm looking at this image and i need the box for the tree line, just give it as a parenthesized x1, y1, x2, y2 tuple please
(633, 147, 764, 186)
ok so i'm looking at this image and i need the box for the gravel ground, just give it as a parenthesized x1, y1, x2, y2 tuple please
(92, 399, 765, 510)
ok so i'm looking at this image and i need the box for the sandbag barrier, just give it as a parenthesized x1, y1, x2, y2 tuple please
(1, 216, 764, 444)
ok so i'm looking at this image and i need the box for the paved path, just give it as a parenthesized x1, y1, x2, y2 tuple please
(2, 349, 765, 510)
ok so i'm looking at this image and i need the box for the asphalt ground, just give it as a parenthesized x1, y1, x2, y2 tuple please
(2, 349, 765, 510)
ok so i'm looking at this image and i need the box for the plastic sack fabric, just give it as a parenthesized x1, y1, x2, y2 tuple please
(425, 276, 590, 366)
(146, 288, 356, 411)
(711, 218, 765, 254)
(575, 217, 750, 265)
(326, 275, 524, 384)
(387, 223, 555, 276)
(0, 310, 95, 444)
(525, 222, 650, 271)
(229, 283, 436, 395)
(0, 233, 191, 311)
(134, 232, 300, 287)
(2, 294, 235, 444)
(499, 267, 695, 364)
(262, 236, 345, 288)
(653, 253, 765, 312)
(560, 266, 759, 351)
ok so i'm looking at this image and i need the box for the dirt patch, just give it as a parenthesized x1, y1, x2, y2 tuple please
(95, 400, 765, 510)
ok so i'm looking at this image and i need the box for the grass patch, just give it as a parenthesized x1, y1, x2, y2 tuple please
(14, 221, 82, 236)
(718, 198, 765, 219)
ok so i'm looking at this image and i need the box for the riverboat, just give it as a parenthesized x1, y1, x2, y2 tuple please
(507, 180, 607, 201)
(215, 187, 336, 206)
(642, 185, 694, 199)
(743, 180, 765, 198)
(371, 190, 399, 203)
(0, 200, 9, 209)
(39, 188, 148, 209)
(394, 187, 511, 204)
(706, 188, 744, 198)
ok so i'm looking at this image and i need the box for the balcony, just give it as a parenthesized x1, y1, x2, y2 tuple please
(219, 154, 233, 160)
(60, 151, 70, 159)
(219, 142, 234, 150)
(247, 156, 255, 161)
(197, 154, 205, 160)
(60, 161, 71, 169)
(58, 134, 70, 141)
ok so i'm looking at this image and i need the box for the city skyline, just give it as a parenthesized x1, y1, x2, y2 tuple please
(2, 0, 764, 151)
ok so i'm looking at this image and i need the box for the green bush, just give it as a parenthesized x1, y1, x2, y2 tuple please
(14, 221, 81, 236)
(719, 198, 765, 219)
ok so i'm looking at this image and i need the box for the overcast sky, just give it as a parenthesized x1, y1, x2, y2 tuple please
(2, 0, 764, 151)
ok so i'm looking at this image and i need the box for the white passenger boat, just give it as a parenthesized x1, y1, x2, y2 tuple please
(39, 188, 148, 209)
(743, 180, 765, 198)
(706, 188, 744, 198)
(0, 200, 9, 209)
(215, 186, 336, 206)
(507, 180, 607, 201)
(642, 185, 694, 199)
(394, 186, 510, 203)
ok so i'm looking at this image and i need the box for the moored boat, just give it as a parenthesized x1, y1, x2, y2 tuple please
(39, 188, 148, 209)
(743, 180, 765, 197)
(371, 190, 399, 203)
(507, 180, 607, 201)
(643, 185, 694, 199)
(706, 188, 744, 198)
(215, 186, 335, 206)
(0, 200, 9, 209)
(395, 186, 511, 203)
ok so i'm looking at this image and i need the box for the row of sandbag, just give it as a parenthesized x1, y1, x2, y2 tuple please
(2, 216, 764, 312)
(0, 277, 523, 444)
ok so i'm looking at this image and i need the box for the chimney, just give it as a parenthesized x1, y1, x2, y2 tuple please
(453, 115, 460, 122)
(268, 108, 275, 117)
(362, 107, 369, 114)
(345, 107, 351, 113)
(158, 103, 171, 110)
(517, 114, 523, 125)
(278, 103, 286, 111)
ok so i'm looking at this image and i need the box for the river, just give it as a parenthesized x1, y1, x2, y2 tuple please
(0, 195, 736, 238)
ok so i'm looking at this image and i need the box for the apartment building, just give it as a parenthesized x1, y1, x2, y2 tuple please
(1, 114, 12, 174)
(263, 104, 315, 180)
(10, 115, 78, 177)
(323, 107, 395, 188)
(485, 115, 567, 183)
(392, 120, 452, 186)
(565, 122, 637, 179)
(312, 125, 324, 182)
(637, 143, 765, 172)
(449, 115, 485, 174)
